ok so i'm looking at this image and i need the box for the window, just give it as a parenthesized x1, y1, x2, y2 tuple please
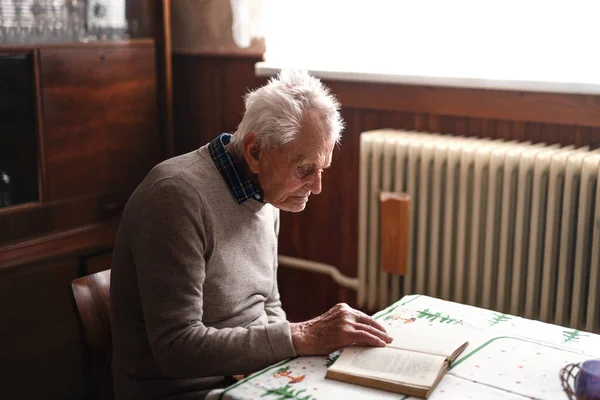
(263, 0, 600, 85)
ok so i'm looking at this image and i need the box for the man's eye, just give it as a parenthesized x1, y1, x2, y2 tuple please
(298, 167, 313, 177)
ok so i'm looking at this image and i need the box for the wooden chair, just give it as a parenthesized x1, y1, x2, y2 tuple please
(71, 269, 113, 400)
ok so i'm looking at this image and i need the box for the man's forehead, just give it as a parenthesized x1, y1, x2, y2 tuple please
(285, 124, 335, 166)
(292, 149, 332, 167)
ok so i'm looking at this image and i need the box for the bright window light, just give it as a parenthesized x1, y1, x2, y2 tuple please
(263, 0, 600, 84)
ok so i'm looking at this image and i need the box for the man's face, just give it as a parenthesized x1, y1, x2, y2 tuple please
(254, 117, 335, 212)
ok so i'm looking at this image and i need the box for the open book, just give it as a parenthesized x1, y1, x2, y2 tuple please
(325, 328, 469, 398)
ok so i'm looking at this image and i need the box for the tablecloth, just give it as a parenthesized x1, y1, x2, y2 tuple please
(208, 295, 600, 399)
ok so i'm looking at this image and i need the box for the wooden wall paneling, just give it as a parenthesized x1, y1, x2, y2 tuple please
(334, 108, 362, 308)
(278, 109, 363, 322)
(525, 122, 543, 145)
(172, 55, 203, 153)
(40, 43, 160, 202)
(324, 80, 600, 128)
(359, 109, 410, 132)
(493, 120, 510, 140)
(360, 110, 379, 133)
(335, 108, 362, 278)
(277, 213, 302, 259)
(84, 250, 113, 276)
(392, 111, 417, 131)
(172, 55, 263, 155)
(454, 116, 468, 135)
(154, 0, 175, 159)
(307, 105, 356, 290)
(125, 0, 175, 158)
(546, 124, 578, 147)
(584, 126, 599, 148)
(278, 269, 329, 322)
(489, 119, 502, 139)
(465, 117, 481, 137)
(413, 114, 428, 131)
(197, 55, 223, 146)
(540, 124, 560, 146)
(510, 121, 526, 143)
(172, 55, 223, 153)
(573, 126, 586, 148)
(278, 200, 338, 320)
(221, 57, 264, 134)
(591, 127, 600, 149)
(0, 257, 86, 399)
(583, 126, 598, 148)
(427, 115, 441, 133)
(557, 125, 577, 147)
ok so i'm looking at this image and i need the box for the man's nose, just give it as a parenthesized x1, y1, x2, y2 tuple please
(307, 172, 322, 195)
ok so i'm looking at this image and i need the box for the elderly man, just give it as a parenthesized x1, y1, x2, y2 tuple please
(110, 70, 392, 399)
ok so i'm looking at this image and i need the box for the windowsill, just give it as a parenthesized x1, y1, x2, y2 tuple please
(255, 62, 600, 96)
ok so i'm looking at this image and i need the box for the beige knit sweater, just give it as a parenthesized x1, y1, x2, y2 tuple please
(110, 145, 296, 399)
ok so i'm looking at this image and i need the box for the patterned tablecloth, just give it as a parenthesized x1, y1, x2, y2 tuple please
(208, 295, 600, 399)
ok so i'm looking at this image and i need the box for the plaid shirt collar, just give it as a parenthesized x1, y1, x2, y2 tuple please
(208, 133, 264, 204)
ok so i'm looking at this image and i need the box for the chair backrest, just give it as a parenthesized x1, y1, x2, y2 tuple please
(71, 269, 112, 400)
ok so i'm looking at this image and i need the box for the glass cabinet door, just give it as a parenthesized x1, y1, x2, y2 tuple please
(0, 52, 39, 208)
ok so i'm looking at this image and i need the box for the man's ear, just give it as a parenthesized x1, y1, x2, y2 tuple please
(242, 132, 261, 173)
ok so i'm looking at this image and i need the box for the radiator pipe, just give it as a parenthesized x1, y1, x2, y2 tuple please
(278, 255, 359, 291)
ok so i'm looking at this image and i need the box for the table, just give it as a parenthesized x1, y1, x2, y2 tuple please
(208, 295, 600, 399)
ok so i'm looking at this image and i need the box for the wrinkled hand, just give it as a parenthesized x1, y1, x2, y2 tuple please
(289, 303, 393, 356)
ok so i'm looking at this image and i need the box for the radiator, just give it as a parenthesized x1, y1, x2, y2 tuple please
(358, 129, 600, 333)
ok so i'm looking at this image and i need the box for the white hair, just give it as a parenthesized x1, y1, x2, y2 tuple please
(229, 69, 344, 155)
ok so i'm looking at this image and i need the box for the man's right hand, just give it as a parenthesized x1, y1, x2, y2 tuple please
(289, 303, 393, 356)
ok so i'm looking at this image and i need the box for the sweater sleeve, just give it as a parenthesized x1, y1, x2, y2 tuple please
(265, 208, 287, 324)
(131, 177, 296, 378)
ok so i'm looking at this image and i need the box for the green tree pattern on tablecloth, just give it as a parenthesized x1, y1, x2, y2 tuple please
(562, 329, 588, 344)
(260, 384, 316, 400)
(325, 352, 340, 367)
(489, 313, 512, 326)
(417, 308, 464, 325)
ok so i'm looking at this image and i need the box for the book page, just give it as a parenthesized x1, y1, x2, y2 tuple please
(330, 346, 445, 387)
(386, 326, 467, 359)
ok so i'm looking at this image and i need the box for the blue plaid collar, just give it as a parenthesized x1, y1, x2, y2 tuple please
(208, 133, 264, 204)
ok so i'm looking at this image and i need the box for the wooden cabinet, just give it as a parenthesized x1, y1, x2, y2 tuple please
(0, 39, 165, 400)
(40, 45, 161, 201)
(0, 40, 162, 246)
(0, 258, 86, 399)
(0, 2, 173, 398)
